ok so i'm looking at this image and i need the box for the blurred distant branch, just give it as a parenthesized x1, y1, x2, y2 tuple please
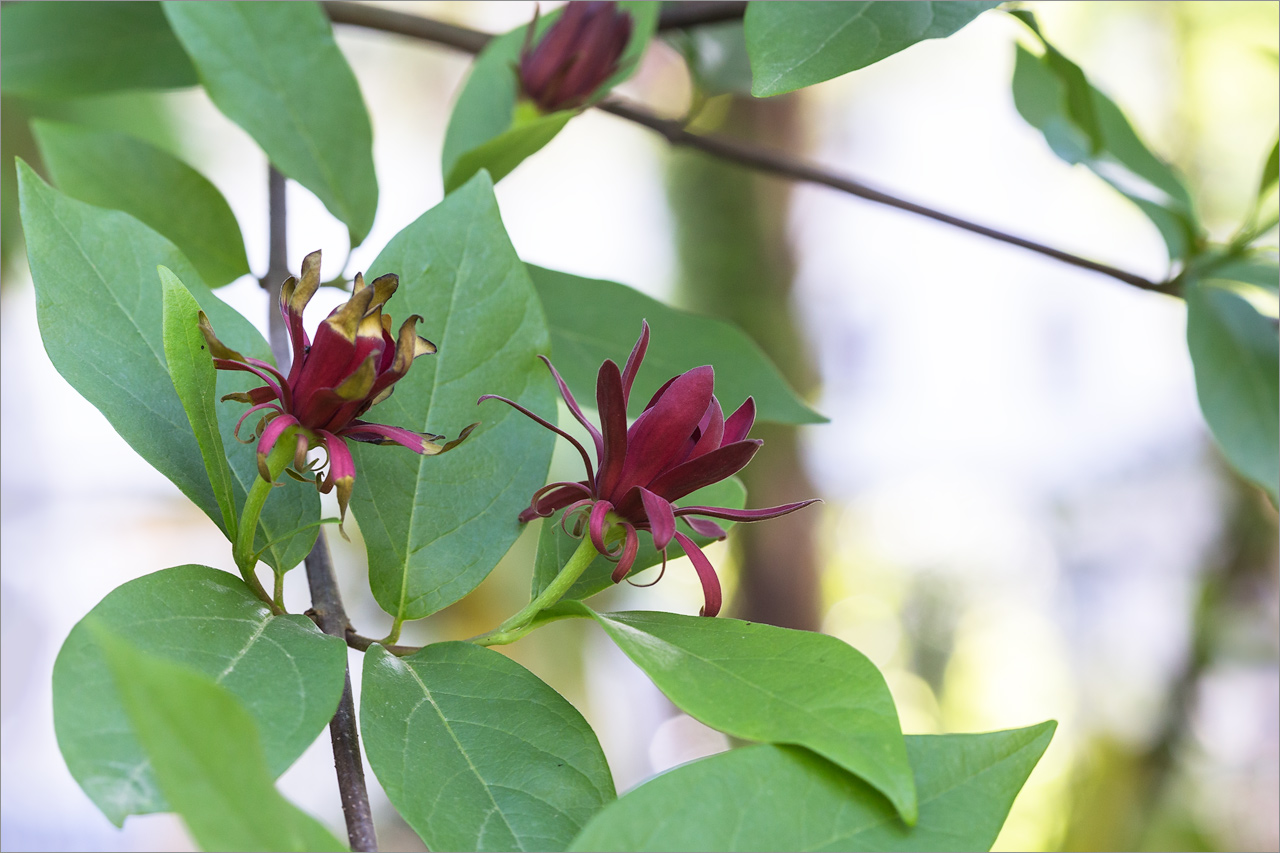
(321, 0, 1174, 294)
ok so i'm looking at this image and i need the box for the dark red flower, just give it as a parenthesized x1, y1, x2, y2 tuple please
(200, 250, 472, 529)
(517, 1, 633, 113)
(481, 321, 817, 616)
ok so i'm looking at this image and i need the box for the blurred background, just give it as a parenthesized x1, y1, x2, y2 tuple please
(2, 2, 1277, 850)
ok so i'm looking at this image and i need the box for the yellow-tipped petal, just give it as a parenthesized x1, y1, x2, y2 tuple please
(290, 250, 322, 315)
(323, 285, 375, 342)
(367, 274, 398, 312)
(333, 353, 378, 400)
(351, 271, 366, 294)
(414, 335, 437, 358)
(198, 311, 248, 361)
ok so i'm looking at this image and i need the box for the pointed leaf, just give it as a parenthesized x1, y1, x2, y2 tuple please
(95, 627, 345, 851)
(350, 172, 556, 622)
(53, 566, 347, 826)
(161, 267, 237, 535)
(745, 2, 998, 97)
(1259, 138, 1278, 203)
(1, 1, 196, 99)
(531, 476, 747, 601)
(17, 161, 320, 571)
(1186, 279, 1279, 500)
(571, 723, 1056, 851)
(530, 265, 824, 424)
(584, 609, 917, 824)
(1011, 21, 1200, 261)
(163, 1, 377, 246)
(34, 120, 249, 287)
(362, 642, 615, 851)
(442, 2, 658, 192)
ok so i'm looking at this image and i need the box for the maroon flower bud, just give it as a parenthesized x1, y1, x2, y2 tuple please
(517, 1, 633, 113)
(481, 321, 818, 616)
(200, 250, 473, 532)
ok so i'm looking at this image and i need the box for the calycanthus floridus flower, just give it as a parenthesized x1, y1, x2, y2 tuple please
(199, 250, 472, 531)
(481, 322, 818, 616)
(517, 1, 633, 114)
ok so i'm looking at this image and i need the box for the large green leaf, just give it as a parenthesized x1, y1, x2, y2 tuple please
(96, 626, 345, 851)
(0, 2, 196, 99)
(1185, 279, 1279, 500)
(529, 265, 824, 424)
(584, 609, 917, 824)
(441, 2, 658, 193)
(666, 21, 755, 98)
(1011, 17, 1200, 261)
(570, 723, 1056, 851)
(53, 565, 347, 827)
(362, 642, 615, 851)
(531, 477, 748, 601)
(745, 2, 998, 97)
(349, 172, 555, 623)
(33, 120, 249, 287)
(17, 162, 320, 571)
(161, 267, 237, 535)
(163, 1, 377, 246)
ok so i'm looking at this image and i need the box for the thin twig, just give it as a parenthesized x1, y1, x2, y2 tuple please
(321, 1, 1173, 294)
(304, 538, 379, 853)
(260, 162, 379, 852)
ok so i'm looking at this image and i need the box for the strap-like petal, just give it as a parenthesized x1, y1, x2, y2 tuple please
(673, 499, 820, 523)
(318, 430, 356, 539)
(541, 354, 603, 460)
(637, 487, 676, 550)
(589, 499, 617, 557)
(610, 523, 640, 583)
(722, 396, 756, 445)
(595, 359, 628, 499)
(255, 414, 301, 482)
(615, 365, 714, 496)
(479, 394, 596, 492)
(620, 320, 650, 404)
(672, 531, 722, 617)
(646, 439, 761, 504)
(682, 516, 727, 540)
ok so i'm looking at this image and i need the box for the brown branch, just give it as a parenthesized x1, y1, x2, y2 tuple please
(321, 1, 1173, 295)
(259, 162, 378, 853)
(657, 1, 749, 30)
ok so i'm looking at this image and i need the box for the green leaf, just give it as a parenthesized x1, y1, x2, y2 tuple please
(95, 627, 345, 851)
(1011, 21, 1200, 261)
(745, 2, 998, 98)
(349, 172, 556, 623)
(529, 264, 824, 424)
(1185, 279, 1279, 500)
(666, 21, 755, 98)
(584, 609, 917, 824)
(531, 477, 748, 601)
(33, 120, 249, 287)
(53, 565, 347, 827)
(0, 2, 196, 99)
(445, 108, 575, 194)
(361, 642, 615, 851)
(570, 723, 1057, 851)
(160, 267, 237, 535)
(16, 160, 319, 571)
(1260, 138, 1279, 202)
(162, 1, 377, 246)
(441, 2, 658, 192)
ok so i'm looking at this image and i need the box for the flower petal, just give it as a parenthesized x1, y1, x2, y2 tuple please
(610, 523, 640, 583)
(318, 430, 356, 539)
(516, 481, 592, 522)
(339, 421, 446, 453)
(722, 396, 756, 445)
(282, 250, 322, 381)
(672, 531, 722, 617)
(682, 516, 727, 540)
(637, 487, 676, 550)
(256, 414, 301, 482)
(595, 359, 628, 499)
(589, 499, 616, 557)
(646, 439, 761, 504)
(616, 365, 714, 495)
(620, 320, 650, 404)
(673, 499, 821, 523)
(687, 395, 725, 461)
(540, 354, 603, 460)
(479, 394, 596, 492)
